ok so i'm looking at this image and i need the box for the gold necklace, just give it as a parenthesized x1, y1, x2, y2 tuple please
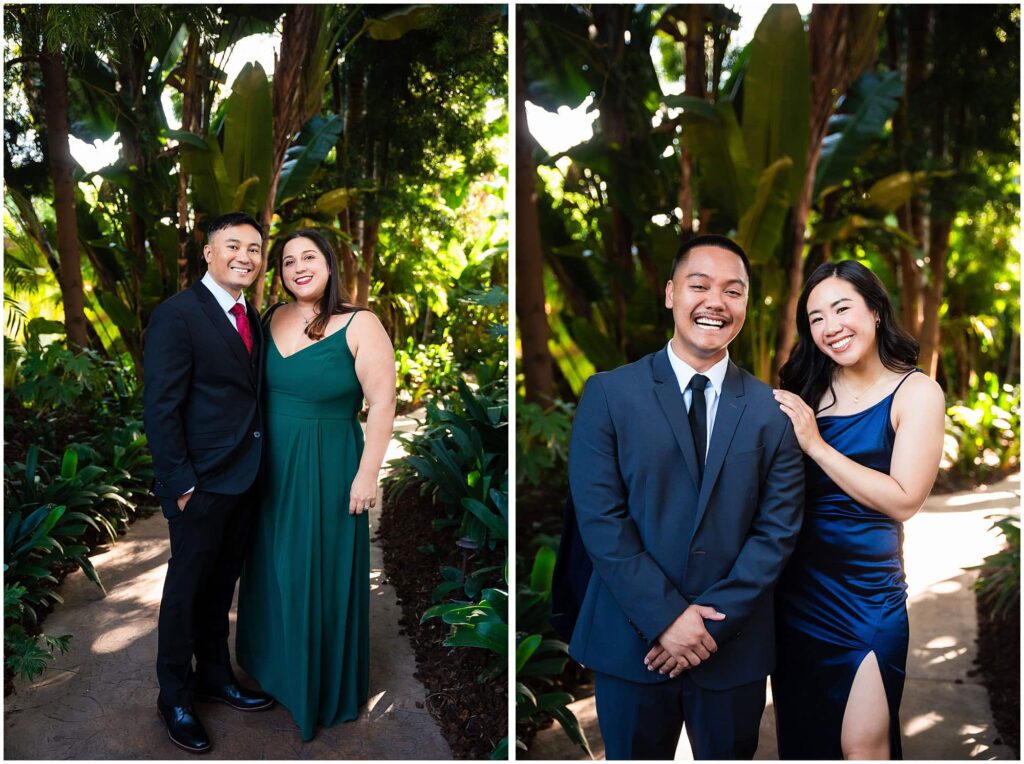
(838, 371, 886, 403)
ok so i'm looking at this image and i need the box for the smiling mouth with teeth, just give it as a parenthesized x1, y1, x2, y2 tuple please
(694, 316, 726, 328)
(294, 276, 313, 285)
(230, 266, 252, 274)
(829, 337, 853, 351)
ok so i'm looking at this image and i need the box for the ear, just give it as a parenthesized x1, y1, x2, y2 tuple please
(202, 244, 212, 263)
(665, 280, 675, 309)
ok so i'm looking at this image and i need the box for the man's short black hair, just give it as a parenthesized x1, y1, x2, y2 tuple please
(670, 234, 751, 282)
(206, 211, 263, 242)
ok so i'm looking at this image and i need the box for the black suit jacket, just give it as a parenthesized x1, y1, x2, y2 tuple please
(551, 349, 804, 689)
(143, 280, 264, 506)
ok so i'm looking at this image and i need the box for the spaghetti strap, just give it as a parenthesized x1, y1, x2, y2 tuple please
(261, 301, 287, 329)
(891, 368, 922, 398)
(340, 308, 364, 331)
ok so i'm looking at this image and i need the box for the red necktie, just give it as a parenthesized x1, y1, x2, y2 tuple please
(229, 303, 253, 355)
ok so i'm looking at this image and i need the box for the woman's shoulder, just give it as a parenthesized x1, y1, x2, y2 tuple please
(893, 370, 945, 413)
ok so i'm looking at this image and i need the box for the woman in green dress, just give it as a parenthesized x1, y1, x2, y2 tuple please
(237, 230, 396, 741)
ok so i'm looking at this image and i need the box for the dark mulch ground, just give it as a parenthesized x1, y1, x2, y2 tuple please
(973, 596, 1020, 757)
(377, 482, 507, 759)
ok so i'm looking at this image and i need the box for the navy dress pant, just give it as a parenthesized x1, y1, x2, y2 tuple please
(595, 671, 766, 760)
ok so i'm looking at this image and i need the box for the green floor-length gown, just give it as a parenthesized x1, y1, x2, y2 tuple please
(237, 313, 369, 741)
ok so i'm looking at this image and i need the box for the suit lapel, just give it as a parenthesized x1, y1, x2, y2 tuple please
(193, 281, 257, 384)
(692, 361, 747, 531)
(651, 349, 701, 491)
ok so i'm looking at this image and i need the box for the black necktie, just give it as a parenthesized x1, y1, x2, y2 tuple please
(688, 374, 709, 484)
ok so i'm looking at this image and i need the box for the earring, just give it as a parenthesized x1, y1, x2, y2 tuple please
(875, 318, 880, 327)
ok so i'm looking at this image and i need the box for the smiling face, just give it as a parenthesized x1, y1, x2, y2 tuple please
(664, 246, 748, 370)
(806, 276, 880, 366)
(203, 223, 262, 299)
(281, 237, 330, 303)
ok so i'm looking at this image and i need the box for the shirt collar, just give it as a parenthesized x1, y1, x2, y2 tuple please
(665, 341, 730, 396)
(201, 270, 246, 314)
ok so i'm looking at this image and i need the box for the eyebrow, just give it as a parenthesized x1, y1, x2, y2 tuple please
(685, 272, 747, 287)
(224, 237, 261, 247)
(808, 297, 852, 316)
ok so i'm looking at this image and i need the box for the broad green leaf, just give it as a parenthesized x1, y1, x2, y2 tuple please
(276, 115, 344, 206)
(864, 171, 927, 213)
(223, 62, 272, 215)
(365, 6, 433, 41)
(316, 188, 357, 216)
(742, 3, 809, 204)
(682, 100, 755, 223)
(516, 634, 542, 673)
(530, 545, 557, 595)
(181, 136, 234, 216)
(736, 157, 793, 265)
(814, 70, 903, 198)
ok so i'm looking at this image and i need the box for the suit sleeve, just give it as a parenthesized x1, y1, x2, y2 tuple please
(142, 303, 197, 499)
(699, 419, 804, 648)
(569, 376, 690, 643)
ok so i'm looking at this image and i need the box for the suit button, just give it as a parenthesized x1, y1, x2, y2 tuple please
(253, 431, 261, 438)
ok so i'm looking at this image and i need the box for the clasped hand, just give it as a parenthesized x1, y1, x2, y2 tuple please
(644, 604, 725, 678)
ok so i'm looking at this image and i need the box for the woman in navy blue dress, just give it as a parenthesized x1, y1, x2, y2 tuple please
(772, 261, 945, 759)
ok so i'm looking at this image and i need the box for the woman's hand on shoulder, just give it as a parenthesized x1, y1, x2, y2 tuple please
(773, 389, 826, 459)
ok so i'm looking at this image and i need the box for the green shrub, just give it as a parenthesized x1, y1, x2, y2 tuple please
(4, 583, 71, 684)
(515, 544, 591, 756)
(945, 374, 1020, 481)
(387, 377, 508, 549)
(395, 337, 460, 409)
(516, 397, 574, 487)
(970, 513, 1021, 621)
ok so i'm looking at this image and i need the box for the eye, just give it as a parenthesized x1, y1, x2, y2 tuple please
(837, 306, 849, 313)
(690, 284, 707, 291)
(726, 290, 742, 298)
(810, 316, 822, 325)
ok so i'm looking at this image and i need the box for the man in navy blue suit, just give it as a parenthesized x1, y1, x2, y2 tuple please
(553, 235, 804, 759)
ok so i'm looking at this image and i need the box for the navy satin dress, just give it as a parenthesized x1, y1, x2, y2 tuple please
(773, 371, 919, 759)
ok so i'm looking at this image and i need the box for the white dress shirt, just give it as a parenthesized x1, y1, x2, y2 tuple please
(665, 341, 730, 453)
(201, 270, 248, 333)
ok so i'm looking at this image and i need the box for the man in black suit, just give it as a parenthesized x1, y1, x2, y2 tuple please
(143, 212, 274, 754)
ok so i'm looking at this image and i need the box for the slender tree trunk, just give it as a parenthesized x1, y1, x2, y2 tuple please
(772, 6, 880, 378)
(917, 219, 950, 377)
(516, 13, 554, 404)
(253, 5, 322, 310)
(40, 47, 90, 350)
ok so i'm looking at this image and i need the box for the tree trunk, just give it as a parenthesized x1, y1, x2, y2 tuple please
(253, 5, 322, 310)
(772, 6, 879, 378)
(40, 47, 90, 350)
(917, 218, 951, 378)
(516, 13, 554, 405)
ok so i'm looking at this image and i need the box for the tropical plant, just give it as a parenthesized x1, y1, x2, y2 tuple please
(515, 544, 591, 756)
(516, 397, 574, 487)
(4, 583, 71, 683)
(969, 513, 1021, 621)
(945, 374, 1020, 482)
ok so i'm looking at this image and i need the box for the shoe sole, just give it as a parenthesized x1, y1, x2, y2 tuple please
(193, 694, 275, 712)
(157, 710, 212, 755)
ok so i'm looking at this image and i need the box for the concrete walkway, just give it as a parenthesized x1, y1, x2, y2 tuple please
(528, 473, 1020, 760)
(4, 416, 452, 759)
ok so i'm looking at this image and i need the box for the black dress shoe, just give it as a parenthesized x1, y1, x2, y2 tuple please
(157, 701, 211, 754)
(194, 681, 275, 712)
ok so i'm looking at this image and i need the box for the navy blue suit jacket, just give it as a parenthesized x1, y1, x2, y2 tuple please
(552, 349, 804, 689)
(143, 280, 264, 508)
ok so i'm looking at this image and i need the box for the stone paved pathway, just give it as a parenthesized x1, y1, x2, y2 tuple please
(4, 416, 452, 759)
(528, 473, 1020, 761)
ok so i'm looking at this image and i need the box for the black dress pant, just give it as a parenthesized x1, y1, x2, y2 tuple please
(594, 670, 766, 760)
(156, 489, 254, 706)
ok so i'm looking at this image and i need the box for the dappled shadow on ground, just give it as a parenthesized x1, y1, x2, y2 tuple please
(5, 496, 450, 760)
(525, 477, 1019, 761)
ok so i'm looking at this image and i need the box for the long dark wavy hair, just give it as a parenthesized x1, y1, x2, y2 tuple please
(277, 229, 359, 341)
(778, 260, 919, 413)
